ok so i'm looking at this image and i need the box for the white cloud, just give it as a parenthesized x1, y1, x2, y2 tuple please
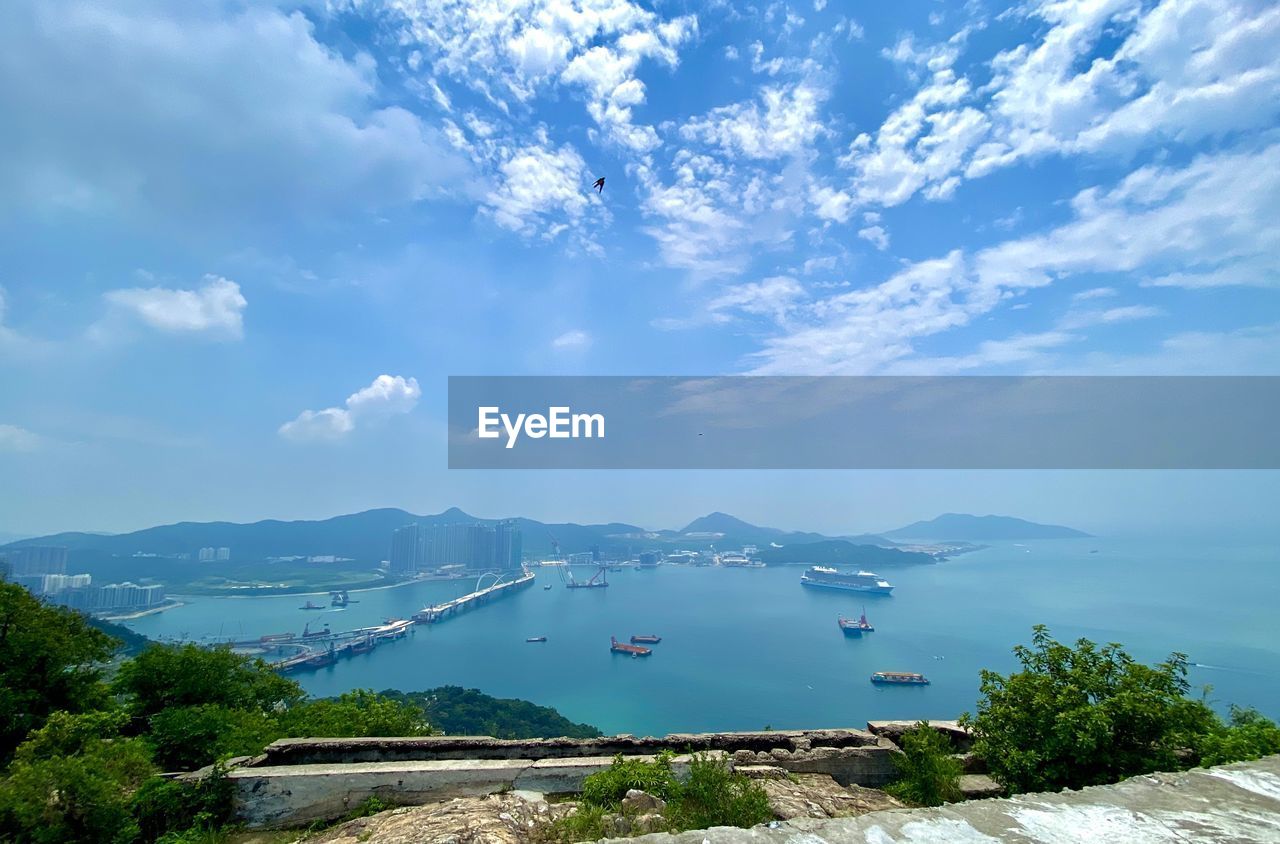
(279, 374, 421, 443)
(680, 82, 827, 159)
(0, 1, 469, 224)
(552, 329, 592, 349)
(738, 143, 1277, 374)
(858, 225, 890, 250)
(481, 133, 595, 237)
(377, 0, 696, 151)
(0, 424, 43, 453)
(103, 276, 247, 338)
(1073, 286, 1117, 301)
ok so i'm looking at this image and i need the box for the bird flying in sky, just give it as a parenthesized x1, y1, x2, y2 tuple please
(592, 177, 605, 194)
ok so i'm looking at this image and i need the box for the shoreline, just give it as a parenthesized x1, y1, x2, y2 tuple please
(97, 599, 186, 621)
(172, 572, 474, 601)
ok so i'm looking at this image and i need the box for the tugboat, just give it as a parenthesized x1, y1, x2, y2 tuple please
(630, 634, 662, 644)
(870, 671, 929, 685)
(610, 636, 652, 657)
(526, 636, 548, 643)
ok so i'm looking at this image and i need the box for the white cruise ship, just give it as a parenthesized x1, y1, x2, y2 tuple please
(799, 565, 894, 595)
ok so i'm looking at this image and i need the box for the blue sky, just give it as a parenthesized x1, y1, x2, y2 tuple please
(1, 0, 1278, 537)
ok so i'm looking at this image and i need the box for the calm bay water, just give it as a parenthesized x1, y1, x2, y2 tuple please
(124, 539, 1280, 735)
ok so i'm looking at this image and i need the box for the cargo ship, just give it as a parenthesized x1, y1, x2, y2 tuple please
(870, 671, 929, 685)
(610, 636, 652, 656)
(330, 590, 358, 607)
(630, 634, 662, 644)
(526, 636, 548, 643)
(300, 622, 330, 639)
(300, 599, 326, 610)
(350, 635, 376, 655)
(838, 609, 875, 636)
(801, 566, 894, 595)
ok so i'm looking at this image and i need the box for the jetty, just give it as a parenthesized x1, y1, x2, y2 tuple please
(413, 570, 535, 623)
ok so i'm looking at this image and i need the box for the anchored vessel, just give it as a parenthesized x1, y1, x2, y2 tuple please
(801, 566, 894, 595)
(610, 636, 652, 656)
(838, 609, 875, 636)
(870, 671, 929, 685)
(300, 600, 326, 610)
(630, 634, 662, 644)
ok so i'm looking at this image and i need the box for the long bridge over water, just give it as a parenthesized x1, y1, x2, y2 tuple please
(222, 570, 536, 673)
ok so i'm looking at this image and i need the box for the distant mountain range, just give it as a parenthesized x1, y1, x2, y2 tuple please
(2, 509, 1088, 569)
(883, 513, 1092, 540)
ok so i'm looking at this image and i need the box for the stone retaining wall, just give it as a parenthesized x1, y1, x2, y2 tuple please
(226, 728, 901, 828)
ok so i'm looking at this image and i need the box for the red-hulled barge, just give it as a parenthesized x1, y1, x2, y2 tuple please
(610, 636, 652, 656)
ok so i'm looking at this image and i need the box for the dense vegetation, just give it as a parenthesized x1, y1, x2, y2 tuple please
(538, 751, 773, 842)
(963, 625, 1280, 793)
(384, 686, 603, 739)
(883, 722, 963, 806)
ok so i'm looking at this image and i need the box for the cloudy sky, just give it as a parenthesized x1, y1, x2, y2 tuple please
(2, 0, 1278, 537)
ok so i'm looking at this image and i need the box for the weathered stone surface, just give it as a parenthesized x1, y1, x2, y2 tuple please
(732, 742, 899, 787)
(959, 773, 1005, 800)
(866, 719, 974, 752)
(256, 729, 881, 767)
(954, 750, 987, 773)
(604, 754, 1280, 843)
(302, 792, 564, 844)
(760, 773, 905, 820)
(735, 764, 790, 780)
(621, 789, 666, 814)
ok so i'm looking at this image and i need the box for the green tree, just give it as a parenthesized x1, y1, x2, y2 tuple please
(146, 705, 281, 772)
(279, 689, 434, 739)
(883, 722, 964, 806)
(1195, 706, 1280, 767)
(961, 626, 1216, 793)
(113, 643, 304, 720)
(0, 711, 155, 844)
(0, 582, 118, 761)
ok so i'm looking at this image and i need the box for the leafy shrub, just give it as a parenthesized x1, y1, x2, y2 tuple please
(132, 768, 235, 842)
(279, 689, 433, 739)
(962, 625, 1218, 793)
(0, 712, 155, 844)
(883, 722, 963, 806)
(579, 751, 679, 806)
(146, 705, 280, 772)
(665, 752, 772, 831)
(1195, 706, 1280, 767)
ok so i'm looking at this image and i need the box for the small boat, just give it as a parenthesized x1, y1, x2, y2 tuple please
(870, 671, 929, 685)
(610, 636, 652, 657)
(526, 636, 548, 643)
(300, 600, 325, 610)
(543, 584, 553, 590)
(630, 634, 662, 644)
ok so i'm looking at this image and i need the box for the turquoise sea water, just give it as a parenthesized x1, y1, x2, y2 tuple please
(124, 539, 1280, 735)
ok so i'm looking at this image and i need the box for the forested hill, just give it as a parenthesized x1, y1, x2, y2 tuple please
(384, 686, 603, 739)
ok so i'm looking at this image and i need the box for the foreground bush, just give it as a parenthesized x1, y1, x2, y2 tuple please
(963, 626, 1221, 793)
(883, 722, 963, 806)
(1195, 705, 1280, 767)
(0, 711, 155, 844)
(542, 751, 772, 841)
